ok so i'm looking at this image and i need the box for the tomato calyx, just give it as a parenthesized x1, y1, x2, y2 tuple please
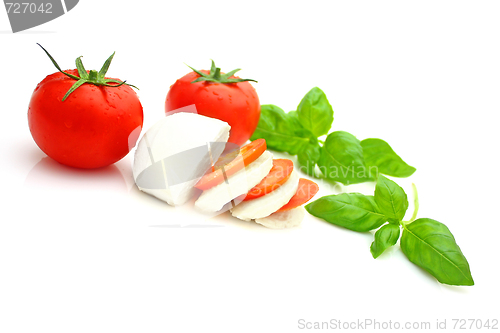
(37, 44, 138, 102)
(186, 60, 258, 84)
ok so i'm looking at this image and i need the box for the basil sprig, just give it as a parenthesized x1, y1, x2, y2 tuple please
(306, 176, 474, 286)
(252, 87, 472, 286)
(250, 87, 415, 185)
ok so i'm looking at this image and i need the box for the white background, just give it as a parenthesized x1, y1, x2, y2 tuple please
(1, 1, 499, 332)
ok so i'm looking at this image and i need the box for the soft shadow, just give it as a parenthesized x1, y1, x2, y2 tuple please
(17, 140, 47, 166)
(150, 224, 224, 228)
(24, 157, 127, 192)
(17, 31, 56, 34)
(438, 283, 473, 293)
(0, 30, 57, 34)
(128, 184, 177, 211)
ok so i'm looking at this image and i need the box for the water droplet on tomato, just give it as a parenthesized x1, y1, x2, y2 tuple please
(64, 121, 72, 128)
(213, 91, 219, 96)
(217, 97, 223, 101)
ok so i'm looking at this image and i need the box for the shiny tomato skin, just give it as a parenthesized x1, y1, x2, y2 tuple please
(165, 70, 260, 146)
(28, 69, 143, 169)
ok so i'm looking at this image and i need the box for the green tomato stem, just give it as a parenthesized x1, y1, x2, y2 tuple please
(37, 44, 137, 102)
(213, 67, 221, 81)
(88, 70, 98, 81)
(187, 60, 257, 84)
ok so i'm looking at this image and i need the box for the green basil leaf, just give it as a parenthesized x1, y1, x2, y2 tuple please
(401, 218, 474, 286)
(297, 138, 321, 177)
(297, 87, 334, 137)
(388, 218, 400, 225)
(287, 110, 299, 119)
(251, 105, 316, 155)
(317, 131, 373, 185)
(361, 138, 416, 178)
(305, 193, 387, 232)
(370, 223, 401, 258)
(374, 175, 408, 221)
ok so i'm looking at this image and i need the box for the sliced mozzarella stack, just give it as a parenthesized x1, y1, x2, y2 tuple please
(133, 112, 230, 206)
(193, 138, 319, 229)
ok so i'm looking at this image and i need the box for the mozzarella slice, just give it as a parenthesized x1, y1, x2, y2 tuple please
(230, 169, 300, 221)
(133, 112, 230, 206)
(194, 150, 273, 213)
(255, 206, 305, 229)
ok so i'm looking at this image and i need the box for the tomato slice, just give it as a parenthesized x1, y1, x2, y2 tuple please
(195, 139, 267, 190)
(243, 159, 294, 201)
(277, 178, 319, 212)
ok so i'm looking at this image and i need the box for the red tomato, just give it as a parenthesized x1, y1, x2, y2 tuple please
(195, 139, 267, 191)
(243, 159, 294, 201)
(277, 178, 319, 212)
(165, 62, 260, 146)
(28, 68, 143, 169)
